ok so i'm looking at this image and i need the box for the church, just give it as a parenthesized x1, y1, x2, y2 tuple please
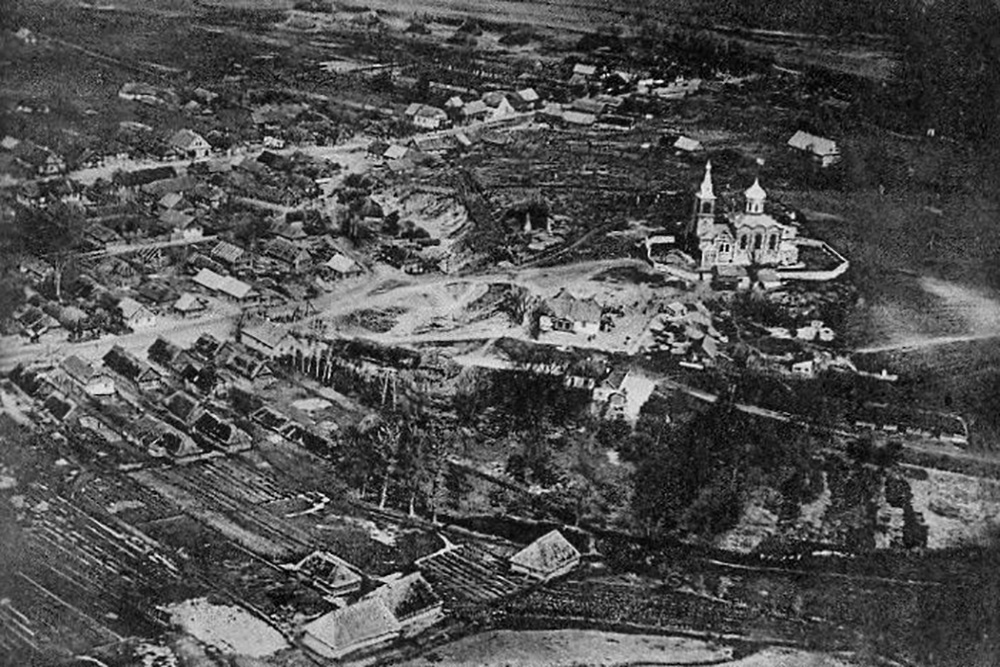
(687, 161, 799, 271)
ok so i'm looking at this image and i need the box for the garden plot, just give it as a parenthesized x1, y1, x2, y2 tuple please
(376, 186, 471, 250)
(907, 466, 1000, 549)
(131, 466, 314, 560)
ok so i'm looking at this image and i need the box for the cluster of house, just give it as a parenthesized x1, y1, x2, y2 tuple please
(648, 300, 729, 368)
(299, 529, 581, 660)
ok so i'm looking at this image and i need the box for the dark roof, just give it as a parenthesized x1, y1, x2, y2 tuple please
(166, 390, 200, 422)
(148, 337, 183, 367)
(365, 572, 440, 621)
(103, 345, 158, 384)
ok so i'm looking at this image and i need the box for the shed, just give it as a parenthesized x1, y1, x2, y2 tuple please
(509, 530, 581, 581)
(301, 598, 402, 660)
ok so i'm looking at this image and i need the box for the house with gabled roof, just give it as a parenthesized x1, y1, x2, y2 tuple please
(509, 530, 580, 581)
(192, 268, 255, 301)
(60, 355, 116, 396)
(287, 551, 363, 597)
(239, 321, 291, 358)
(210, 240, 248, 269)
(103, 345, 161, 392)
(165, 390, 201, 425)
(169, 129, 211, 159)
(264, 237, 312, 273)
(173, 292, 207, 317)
(363, 572, 443, 637)
(539, 289, 602, 336)
(787, 130, 841, 167)
(118, 296, 157, 330)
(148, 337, 183, 367)
(301, 598, 402, 660)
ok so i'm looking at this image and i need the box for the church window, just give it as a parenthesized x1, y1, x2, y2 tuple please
(701, 201, 712, 214)
(719, 242, 730, 253)
(768, 234, 778, 250)
(753, 234, 763, 250)
(739, 235, 748, 250)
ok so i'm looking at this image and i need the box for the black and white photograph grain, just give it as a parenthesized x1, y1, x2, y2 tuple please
(0, 0, 998, 665)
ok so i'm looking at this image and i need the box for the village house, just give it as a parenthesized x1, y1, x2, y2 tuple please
(264, 237, 312, 273)
(160, 209, 203, 241)
(322, 253, 363, 280)
(481, 91, 515, 119)
(673, 136, 702, 153)
(362, 572, 443, 637)
(60, 355, 116, 396)
(239, 321, 292, 358)
(13, 142, 66, 176)
(512, 87, 541, 110)
(301, 598, 402, 660)
(117, 296, 157, 329)
(84, 222, 125, 249)
(103, 345, 161, 393)
(210, 240, 250, 271)
(192, 268, 255, 302)
(509, 530, 581, 581)
(460, 100, 492, 123)
(787, 130, 841, 167)
(405, 104, 449, 130)
(287, 551, 362, 597)
(539, 289, 602, 336)
(593, 368, 629, 419)
(168, 129, 211, 160)
(689, 161, 799, 273)
(172, 292, 207, 317)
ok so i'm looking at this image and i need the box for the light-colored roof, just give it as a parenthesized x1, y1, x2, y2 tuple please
(787, 130, 839, 156)
(415, 105, 447, 119)
(573, 63, 597, 76)
(169, 128, 207, 150)
(517, 87, 539, 103)
(160, 208, 196, 229)
(173, 292, 206, 312)
(302, 598, 401, 656)
(193, 268, 253, 299)
(241, 321, 288, 350)
(210, 240, 245, 264)
(546, 289, 602, 324)
(383, 145, 408, 160)
(324, 254, 359, 274)
(445, 95, 465, 108)
(562, 111, 596, 126)
(404, 102, 422, 116)
(509, 530, 580, 575)
(159, 191, 184, 209)
(118, 296, 151, 321)
(461, 100, 490, 117)
(673, 136, 701, 152)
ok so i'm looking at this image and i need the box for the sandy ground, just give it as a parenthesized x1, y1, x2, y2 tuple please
(856, 275, 1000, 353)
(400, 630, 732, 667)
(401, 630, 866, 667)
(906, 466, 1000, 549)
(164, 598, 288, 658)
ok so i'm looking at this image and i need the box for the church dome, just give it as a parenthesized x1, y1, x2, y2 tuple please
(745, 178, 766, 201)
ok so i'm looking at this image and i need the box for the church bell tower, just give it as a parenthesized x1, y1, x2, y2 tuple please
(691, 161, 716, 238)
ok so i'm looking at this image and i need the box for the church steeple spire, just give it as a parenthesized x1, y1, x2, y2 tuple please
(745, 177, 766, 215)
(698, 160, 715, 201)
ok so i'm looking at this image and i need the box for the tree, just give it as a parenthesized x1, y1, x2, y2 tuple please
(17, 203, 84, 303)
